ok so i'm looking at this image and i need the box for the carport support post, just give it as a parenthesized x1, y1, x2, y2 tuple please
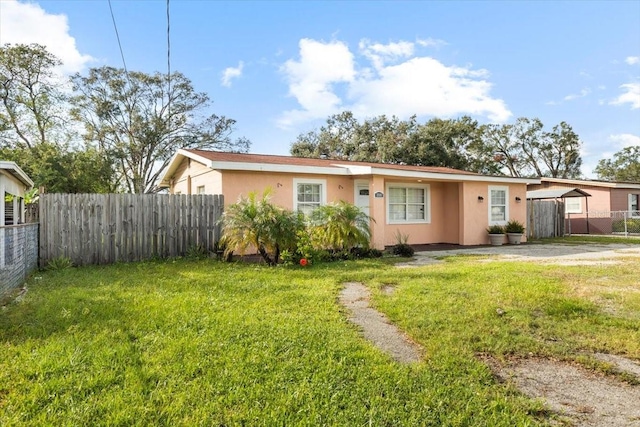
(585, 196, 590, 234)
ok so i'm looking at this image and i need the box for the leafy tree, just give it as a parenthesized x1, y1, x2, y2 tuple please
(308, 201, 372, 254)
(480, 117, 582, 178)
(70, 66, 250, 194)
(401, 116, 483, 169)
(294, 112, 583, 178)
(595, 146, 640, 182)
(291, 111, 484, 170)
(0, 143, 116, 193)
(220, 190, 304, 266)
(0, 43, 67, 149)
(0, 44, 117, 192)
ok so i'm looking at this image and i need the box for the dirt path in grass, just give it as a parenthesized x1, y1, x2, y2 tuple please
(339, 282, 421, 363)
(486, 356, 640, 427)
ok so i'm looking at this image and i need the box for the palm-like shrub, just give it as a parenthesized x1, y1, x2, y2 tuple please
(220, 190, 304, 265)
(309, 201, 372, 254)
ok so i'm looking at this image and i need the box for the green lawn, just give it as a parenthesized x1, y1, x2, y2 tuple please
(1, 253, 638, 426)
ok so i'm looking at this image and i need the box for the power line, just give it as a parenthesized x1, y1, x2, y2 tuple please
(167, 0, 171, 117)
(107, 0, 130, 80)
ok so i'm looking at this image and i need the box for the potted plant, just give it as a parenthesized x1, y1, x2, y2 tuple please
(505, 219, 525, 244)
(486, 224, 505, 246)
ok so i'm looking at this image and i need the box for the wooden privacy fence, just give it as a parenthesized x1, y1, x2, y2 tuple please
(39, 193, 224, 267)
(527, 199, 565, 238)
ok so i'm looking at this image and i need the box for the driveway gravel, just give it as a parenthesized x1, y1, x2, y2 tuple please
(399, 242, 640, 267)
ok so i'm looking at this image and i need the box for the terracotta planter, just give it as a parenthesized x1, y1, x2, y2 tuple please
(488, 234, 505, 246)
(507, 233, 523, 245)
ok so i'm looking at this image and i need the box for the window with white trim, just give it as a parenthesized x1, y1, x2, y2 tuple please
(565, 197, 582, 214)
(630, 194, 639, 217)
(387, 184, 430, 224)
(489, 186, 509, 225)
(196, 185, 205, 194)
(294, 179, 326, 215)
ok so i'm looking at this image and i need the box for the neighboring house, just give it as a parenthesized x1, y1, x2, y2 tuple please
(1, 161, 34, 226)
(527, 177, 640, 234)
(160, 149, 539, 249)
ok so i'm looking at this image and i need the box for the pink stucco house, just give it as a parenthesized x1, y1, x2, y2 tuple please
(160, 149, 539, 249)
(527, 177, 640, 234)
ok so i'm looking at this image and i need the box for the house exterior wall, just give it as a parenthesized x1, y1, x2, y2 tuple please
(456, 181, 528, 246)
(170, 158, 221, 195)
(220, 170, 355, 207)
(166, 158, 531, 249)
(1, 172, 30, 225)
(611, 188, 640, 213)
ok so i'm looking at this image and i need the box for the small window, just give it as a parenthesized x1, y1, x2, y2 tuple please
(489, 186, 509, 225)
(630, 194, 640, 217)
(196, 185, 205, 195)
(565, 198, 582, 214)
(293, 179, 326, 215)
(359, 189, 370, 196)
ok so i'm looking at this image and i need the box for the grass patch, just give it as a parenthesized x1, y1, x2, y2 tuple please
(1, 255, 638, 425)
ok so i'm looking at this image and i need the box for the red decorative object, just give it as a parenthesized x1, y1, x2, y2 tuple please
(299, 258, 308, 266)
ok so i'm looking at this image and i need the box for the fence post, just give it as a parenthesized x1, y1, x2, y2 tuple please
(623, 211, 628, 237)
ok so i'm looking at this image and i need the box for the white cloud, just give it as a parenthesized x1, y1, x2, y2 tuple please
(563, 88, 591, 101)
(359, 39, 414, 70)
(0, 0, 93, 74)
(610, 82, 640, 109)
(279, 39, 355, 127)
(349, 58, 510, 122)
(625, 56, 640, 65)
(279, 38, 511, 128)
(609, 133, 640, 148)
(417, 38, 447, 48)
(221, 61, 244, 87)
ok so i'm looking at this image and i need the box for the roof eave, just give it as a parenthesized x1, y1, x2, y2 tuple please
(0, 161, 34, 188)
(159, 150, 540, 185)
(368, 167, 540, 184)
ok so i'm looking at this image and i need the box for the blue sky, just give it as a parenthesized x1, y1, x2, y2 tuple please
(1, 0, 639, 178)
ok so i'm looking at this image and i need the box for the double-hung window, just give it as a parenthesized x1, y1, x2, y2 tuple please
(294, 179, 326, 215)
(489, 186, 509, 225)
(565, 197, 582, 214)
(387, 184, 430, 223)
(630, 194, 640, 217)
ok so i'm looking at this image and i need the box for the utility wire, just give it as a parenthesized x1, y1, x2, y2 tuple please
(167, 0, 171, 119)
(107, 0, 130, 82)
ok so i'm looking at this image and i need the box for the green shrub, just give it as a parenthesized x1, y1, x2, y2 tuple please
(185, 244, 208, 260)
(309, 201, 372, 255)
(46, 256, 73, 271)
(392, 230, 414, 257)
(486, 224, 505, 234)
(220, 189, 305, 266)
(612, 218, 640, 233)
(504, 219, 525, 234)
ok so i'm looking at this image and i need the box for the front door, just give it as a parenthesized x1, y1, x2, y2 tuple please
(355, 181, 370, 217)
